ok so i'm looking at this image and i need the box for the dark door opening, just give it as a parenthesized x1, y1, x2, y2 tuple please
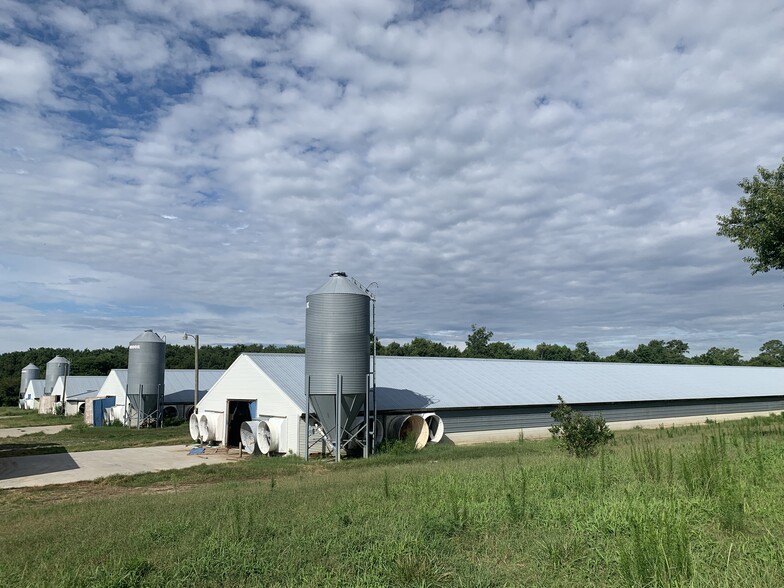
(227, 400, 253, 447)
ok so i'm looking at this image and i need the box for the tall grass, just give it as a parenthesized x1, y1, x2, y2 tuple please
(619, 502, 693, 586)
(1, 414, 784, 586)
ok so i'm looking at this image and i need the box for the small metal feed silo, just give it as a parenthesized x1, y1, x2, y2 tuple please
(305, 272, 371, 459)
(44, 356, 70, 396)
(20, 363, 40, 401)
(127, 330, 166, 426)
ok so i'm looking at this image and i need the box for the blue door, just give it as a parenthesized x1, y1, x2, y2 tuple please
(93, 397, 116, 426)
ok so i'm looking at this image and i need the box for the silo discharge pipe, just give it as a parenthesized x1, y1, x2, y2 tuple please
(345, 416, 382, 449)
(372, 417, 384, 446)
(419, 413, 444, 443)
(385, 414, 429, 450)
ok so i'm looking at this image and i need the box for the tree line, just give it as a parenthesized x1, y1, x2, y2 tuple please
(0, 343, 302, 407)
(3, 326, 782, 406)
(377, 325, 784, 368)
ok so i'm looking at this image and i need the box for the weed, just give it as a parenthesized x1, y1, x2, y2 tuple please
(752, 436, 766, 487)
(538, 534, 586, 570)
(717, 480, 746, 533)
(379, 436, 417, 455)
(619, 504, 693, 587)
(630, 440, 662, 483)
(504, 464, 530, 523)
(391, 548, 454, 588)
(446, 489, 470, 535)
(680, 429, 728, 497)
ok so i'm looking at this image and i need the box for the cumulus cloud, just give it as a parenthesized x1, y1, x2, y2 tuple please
(0, 43, 52, 103)
(0, 0, 783, 359)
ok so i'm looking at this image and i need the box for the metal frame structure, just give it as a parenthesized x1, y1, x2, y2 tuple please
(305, 373, 374, 461)
(183, 333, 200, 419)
(125, 383, 162, 428)
(369, 285, 378, 455)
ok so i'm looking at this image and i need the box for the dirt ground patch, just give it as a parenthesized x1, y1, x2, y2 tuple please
(0, 479, 209, 509)
(0, 425, 72, 438)
(0, 445, 240, 490)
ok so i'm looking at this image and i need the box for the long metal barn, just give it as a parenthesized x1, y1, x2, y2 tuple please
(195, 352, 784, 455)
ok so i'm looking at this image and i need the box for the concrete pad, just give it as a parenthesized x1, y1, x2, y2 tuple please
(0, 425, 72, 438)
(0, 445, 239, 489)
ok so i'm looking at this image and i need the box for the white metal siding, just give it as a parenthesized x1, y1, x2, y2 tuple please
(198, 355, 302, 451)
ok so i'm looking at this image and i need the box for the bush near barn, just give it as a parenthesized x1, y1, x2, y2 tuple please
(549, 395, 614, 457)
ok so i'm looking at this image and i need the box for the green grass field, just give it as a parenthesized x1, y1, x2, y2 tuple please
(0, 408, 192, 457)
(0, 407, 83, 429)
(0, 421, 193, 458)
(2, 415, 784, 587)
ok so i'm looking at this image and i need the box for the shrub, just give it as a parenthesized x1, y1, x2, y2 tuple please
(549, 396, 614, 457)
(378, 436, 417, 455)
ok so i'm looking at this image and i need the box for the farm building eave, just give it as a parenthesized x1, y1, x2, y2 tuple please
(26, 379, 45, 399)
(386, 394, 784, 413)
(99, 368, 225, 400)
(56, 376, 107, 400)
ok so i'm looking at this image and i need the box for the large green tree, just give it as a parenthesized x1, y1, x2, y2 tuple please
(692, 347, 742, 366)
(717, 159, 784, 273)
(464, 324, 494, 358)
(749, 339, 784, 366)
(606, 339, 690, 364)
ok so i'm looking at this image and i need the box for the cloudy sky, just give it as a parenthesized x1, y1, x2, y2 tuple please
(1, 0, 783, 359)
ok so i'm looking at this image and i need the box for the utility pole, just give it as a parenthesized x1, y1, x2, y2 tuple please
(183, 333, 200, 417)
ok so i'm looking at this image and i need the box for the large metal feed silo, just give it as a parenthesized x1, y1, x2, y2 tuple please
(127, 330, 166, 424)
(20, 363, 40, 400)
(305, 272, 371, 449)
(44, 356, 70, 396)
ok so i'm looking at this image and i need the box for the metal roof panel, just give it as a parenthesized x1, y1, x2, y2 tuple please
(59, 376, 107, 400)
(242, 354, 784, 412)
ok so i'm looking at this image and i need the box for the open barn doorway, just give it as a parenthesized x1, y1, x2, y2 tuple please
(226, 400, 254, 447)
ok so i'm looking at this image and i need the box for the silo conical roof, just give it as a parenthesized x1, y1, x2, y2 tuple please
(22, 363, 39, 371)
(47, 355, 70, 366)
(130, 329, 165, 344)
(44, 356, 70, 396)
(308, 272, 369, 297)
